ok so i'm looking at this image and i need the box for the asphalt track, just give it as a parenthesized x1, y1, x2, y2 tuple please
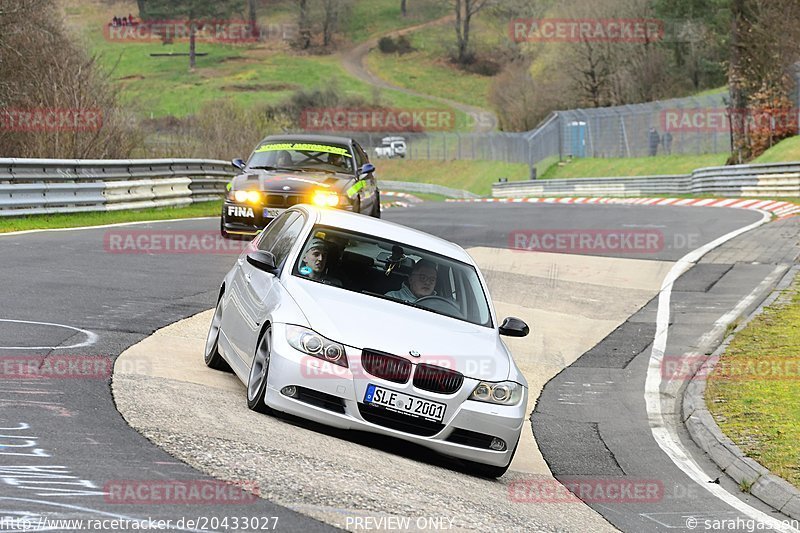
(0, 202, 795, 532)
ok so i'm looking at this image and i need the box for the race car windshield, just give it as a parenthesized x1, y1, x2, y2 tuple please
(248, 142, 354, 174)
(293, 226, 493, 328)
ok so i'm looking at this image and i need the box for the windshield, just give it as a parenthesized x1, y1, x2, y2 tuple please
(247, 141, 354, 174)
(292, 225, 493, 328)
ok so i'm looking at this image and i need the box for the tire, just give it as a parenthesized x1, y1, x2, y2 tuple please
(220, 216, 231, 240)
(204, 297, 232, 372)
(246, 327, 273, 414)
(469, 439, 518, 479)
(371, 191, 381, 218)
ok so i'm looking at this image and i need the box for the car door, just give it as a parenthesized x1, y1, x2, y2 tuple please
(353, 142, 378, 213)
(221, 212, 297, 374)
(240, 211, 308, 369)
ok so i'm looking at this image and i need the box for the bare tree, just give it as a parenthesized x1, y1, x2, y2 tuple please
(452, 0, 492, 64)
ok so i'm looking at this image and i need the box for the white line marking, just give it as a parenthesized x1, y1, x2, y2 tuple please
(644, 209, 800, 533)
(0, 319, 98, 350)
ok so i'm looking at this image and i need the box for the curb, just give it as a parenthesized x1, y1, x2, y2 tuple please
(445, 197, 800, 219)
(682, 264, 800, 521)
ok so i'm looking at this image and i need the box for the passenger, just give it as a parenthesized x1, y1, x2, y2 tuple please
(385, 259, 437, 302)
(298, 238, 341, 286)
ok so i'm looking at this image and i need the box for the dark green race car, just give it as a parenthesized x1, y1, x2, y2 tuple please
(222, 134, 380, 239)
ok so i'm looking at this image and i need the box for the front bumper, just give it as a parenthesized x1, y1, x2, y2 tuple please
(221, 201, 283, 236)
(263, 324, 526, 468)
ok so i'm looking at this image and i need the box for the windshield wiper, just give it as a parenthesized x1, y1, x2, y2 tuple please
(248, 165, 299, 172)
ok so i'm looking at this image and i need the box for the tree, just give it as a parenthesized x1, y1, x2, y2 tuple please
(452, 0, 493, 64)
(321, 0, 340, 48)
(293, 0, 312, 49)
(141, 0, 244, 70)
(401, 0, 407, 17)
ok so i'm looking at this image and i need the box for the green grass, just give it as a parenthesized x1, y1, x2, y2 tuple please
(346, 0, 449, 42)
(365, 20, 500, 110)
(66, 0, 452, 118)
(0, 201, 222, 233)
(540, 154, 729, 179)
(706, 280, 800, 488)
(753, 136, 800, 164)
(376, 159, 530, 196)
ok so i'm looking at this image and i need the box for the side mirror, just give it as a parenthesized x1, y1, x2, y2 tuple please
(499, 317, 529, 338)
(246, 250, 279, 275)
(231, 158, 246, 171)
(359, 163, 375, 177)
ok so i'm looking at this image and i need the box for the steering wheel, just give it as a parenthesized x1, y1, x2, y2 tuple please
(414, 295, 464, 318)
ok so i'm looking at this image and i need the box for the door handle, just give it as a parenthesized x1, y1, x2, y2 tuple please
(245, 273, 252, 283)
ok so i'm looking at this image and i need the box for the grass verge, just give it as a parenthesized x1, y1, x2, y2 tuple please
(376, 159, 530, 196)
(706, 279, 800, 488)
(540, 154, 729, 179)
(0, 201, 222, 233)
(753, 136, 800, 164)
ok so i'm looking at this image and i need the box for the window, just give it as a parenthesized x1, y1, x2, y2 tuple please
(292, 225, 493, 328)
(256, 212, 294, 252)
(270, 213, 306, 267)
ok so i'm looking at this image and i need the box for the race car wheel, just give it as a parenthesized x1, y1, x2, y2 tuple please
(371, 191, 381, 218)
(204, 297, 231, 372)
(247, 327, 273, 414)
(220, 217, 231, 240)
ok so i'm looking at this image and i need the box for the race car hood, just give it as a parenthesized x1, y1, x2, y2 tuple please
(281, 276, 512, 382)
(230, 170, 343, 193)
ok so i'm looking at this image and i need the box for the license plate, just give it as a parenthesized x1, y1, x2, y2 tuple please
(263, 207, 285, 218)
(364, 384, 446, 423)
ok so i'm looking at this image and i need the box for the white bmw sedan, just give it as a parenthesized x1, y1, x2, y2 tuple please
(204, 205, 530, 477)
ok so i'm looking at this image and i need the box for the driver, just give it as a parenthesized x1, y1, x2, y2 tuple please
(299, 238, 341, 286)
(276, 150, 293, 167)
(385, 259, 437, 302)
(327, 152, 344, 167)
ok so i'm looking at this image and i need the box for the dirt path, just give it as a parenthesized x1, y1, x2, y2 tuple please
(340, 15, 498, 133)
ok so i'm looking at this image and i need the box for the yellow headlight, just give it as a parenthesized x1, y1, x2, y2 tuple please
(312, 191, 339, 207)
(233, 190, 261, 204)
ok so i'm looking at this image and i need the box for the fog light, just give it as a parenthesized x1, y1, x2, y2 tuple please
(281, 386, 297, 398)
(489, 437, 506, 451)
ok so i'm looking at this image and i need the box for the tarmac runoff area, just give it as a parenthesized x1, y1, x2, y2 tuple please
(112, 246, 673, 532)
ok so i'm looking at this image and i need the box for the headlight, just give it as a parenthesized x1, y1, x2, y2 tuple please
(231, 190, 261, 204)
(311, 191, 339, 207)
(469, 381, 523, 405)
(286, 325, 348, 367)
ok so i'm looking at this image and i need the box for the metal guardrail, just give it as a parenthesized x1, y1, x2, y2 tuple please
(379, 180, 478, 199)
(0, 158, 476, 217)
(0, 158, 236, 217)
(492, 161, 800, 198)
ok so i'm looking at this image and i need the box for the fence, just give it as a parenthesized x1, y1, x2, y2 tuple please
(314, 92, 735, 167)
(0, 158, 233, 217)
(492, 162, 800, 198)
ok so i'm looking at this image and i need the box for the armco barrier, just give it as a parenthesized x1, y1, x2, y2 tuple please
(0, 158, 235, 217)
(493, 161, 800, 198)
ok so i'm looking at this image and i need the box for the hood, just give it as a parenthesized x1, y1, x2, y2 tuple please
(231, 170, 343, 193)
(281, 276, 511, 381)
